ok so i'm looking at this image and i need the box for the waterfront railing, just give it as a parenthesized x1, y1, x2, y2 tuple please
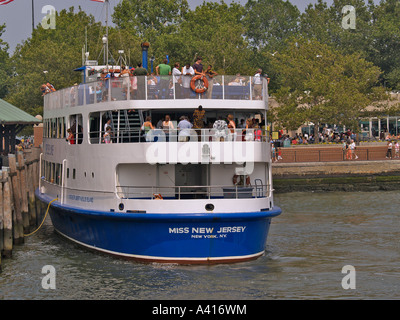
(275, 145, 393, 163)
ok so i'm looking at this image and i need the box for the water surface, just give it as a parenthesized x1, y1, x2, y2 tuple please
(1, 191, 399, 300)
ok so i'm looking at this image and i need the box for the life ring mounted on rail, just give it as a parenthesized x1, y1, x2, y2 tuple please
(190, 75, 209, 93)
(153, 193, 163, 200)
(232, 174, 251, 186)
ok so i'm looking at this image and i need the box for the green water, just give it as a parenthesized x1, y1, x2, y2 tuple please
(1, 191, 399, 300)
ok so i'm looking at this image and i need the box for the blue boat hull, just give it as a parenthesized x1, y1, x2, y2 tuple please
(36, 190, 281, 264)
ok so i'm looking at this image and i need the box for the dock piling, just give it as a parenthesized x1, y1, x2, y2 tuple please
(0, 149, 41, 271)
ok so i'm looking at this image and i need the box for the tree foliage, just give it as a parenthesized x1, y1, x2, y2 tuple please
(0, 24, 10, 99)
(271, 37, 385, 131)
(1, 0, 399, 132)
(112, 0, 189, 45)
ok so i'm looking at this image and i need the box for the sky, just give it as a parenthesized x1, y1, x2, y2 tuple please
(0, 0, 377, 54)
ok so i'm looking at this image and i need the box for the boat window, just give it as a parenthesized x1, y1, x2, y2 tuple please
(41, 160, 62, 186)
(89, 109, 142, 144)
(69, 114, 83, 144)
(89, 112, 101, 144)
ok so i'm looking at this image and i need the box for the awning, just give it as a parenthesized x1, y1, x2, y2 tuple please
(74, 66, 86, 71)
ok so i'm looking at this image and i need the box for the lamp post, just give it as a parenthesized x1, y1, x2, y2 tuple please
(32, 0, 34, 33)
(102, 35, 107, 66)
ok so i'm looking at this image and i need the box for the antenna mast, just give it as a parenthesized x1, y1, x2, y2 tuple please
(105, 0, 109, 71)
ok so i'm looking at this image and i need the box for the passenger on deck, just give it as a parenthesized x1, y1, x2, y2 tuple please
(147, 73, 159, 99)
(133, 63, 148, 100)
(177, 116, 193, 142)
(172, 62, 182, 99)
(141, 116, 155, 142)
(104, 118, 112, 133)
(193, 105, 205, 141)
(162, 115, 174, 142)
(254, 124, 262, 142)
(103, 126, 112, 144)
(205, 65, 218, 99)
(100, 69, 111, 101)
(192, 56, 204, 76)
(40, 84, 51, 96)
(66, 128, 75, 145)
(253, 69, 263, 100)
(228, 74, 245, 86)
(182, 63, 195, 99)
(227, 114, 236, 140)
(120, 65, 130, 96)
(156, 58, 172, 99)
(243, 118, 253, 141)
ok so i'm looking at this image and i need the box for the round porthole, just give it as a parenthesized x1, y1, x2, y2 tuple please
(205, 203, 214, 211)
(118, 203, 124, 211)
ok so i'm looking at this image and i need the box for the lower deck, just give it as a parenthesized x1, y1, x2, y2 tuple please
(40, 161, 274, 214)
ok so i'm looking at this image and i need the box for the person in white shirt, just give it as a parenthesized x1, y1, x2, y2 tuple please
(182, 63, 195, 99)
(177, 116, 193, 141)
(253, 69, 263, 100)
(172, 62, 182, 99)
(349, 139, 358, 160)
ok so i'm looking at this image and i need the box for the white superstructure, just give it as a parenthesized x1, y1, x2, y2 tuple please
(40, 74, 274, 215)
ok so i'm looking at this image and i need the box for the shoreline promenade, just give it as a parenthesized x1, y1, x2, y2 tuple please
(271, 143, 400, 192)
(274, 143, 393, 163)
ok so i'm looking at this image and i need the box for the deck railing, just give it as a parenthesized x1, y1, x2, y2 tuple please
(89, 128, 268, 144)
(116, 184, 271, 200)
(44, 75, 268, 110)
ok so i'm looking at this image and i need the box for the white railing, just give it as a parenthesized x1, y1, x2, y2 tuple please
(44, 75, 268, 110)
(116, 184, 271, 200)
(89, 128, 268, 144)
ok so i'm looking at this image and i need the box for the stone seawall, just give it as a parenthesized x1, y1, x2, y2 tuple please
(272, 160, 400, 193)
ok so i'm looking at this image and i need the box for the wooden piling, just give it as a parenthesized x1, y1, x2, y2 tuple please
(8, 154, 24, 244)
(25, 152, 37, 229)
(17, 152, 30, 234)
(0, 171, 3, 269)
(0, 149, 41, 271)
(2, 171, 13, 258)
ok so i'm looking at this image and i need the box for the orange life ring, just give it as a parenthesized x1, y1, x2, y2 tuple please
(190, 75, 209, 93)
(153, 193, 163, 200)
(233, 174, 251, 186)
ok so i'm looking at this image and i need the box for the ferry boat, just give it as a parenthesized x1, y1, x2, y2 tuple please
(35, 48, 281, 264)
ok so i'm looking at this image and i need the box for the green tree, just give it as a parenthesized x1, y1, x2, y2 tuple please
(270, 37, 385, 131)
(155, 1, 251, 74)
(243, 0, 300, 50)
(0, 24, 10, 99)
(112, 0, 189, 45)
(6, 8, 103, 116)
(367, 0, 400, 89)
(299, 0, 373, 56)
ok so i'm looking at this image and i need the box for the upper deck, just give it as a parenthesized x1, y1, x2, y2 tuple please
(43, 75, 269, 114)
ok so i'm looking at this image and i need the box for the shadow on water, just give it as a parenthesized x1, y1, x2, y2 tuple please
(1, 191, 400, 299)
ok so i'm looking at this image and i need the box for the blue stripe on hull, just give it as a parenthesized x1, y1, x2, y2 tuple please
(36, 190, 281, 264)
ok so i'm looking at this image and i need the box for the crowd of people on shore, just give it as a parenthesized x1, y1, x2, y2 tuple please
(276, 127, 358, 146)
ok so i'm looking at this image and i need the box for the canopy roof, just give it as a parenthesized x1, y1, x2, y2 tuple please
(0, 99, 41, 125)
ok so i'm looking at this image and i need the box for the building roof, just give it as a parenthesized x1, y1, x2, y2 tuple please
(0, 99, 41, 125)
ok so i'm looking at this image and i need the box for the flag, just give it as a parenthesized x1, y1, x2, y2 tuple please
(0, 0, 15, 5)
(90, 0, 105, 2)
